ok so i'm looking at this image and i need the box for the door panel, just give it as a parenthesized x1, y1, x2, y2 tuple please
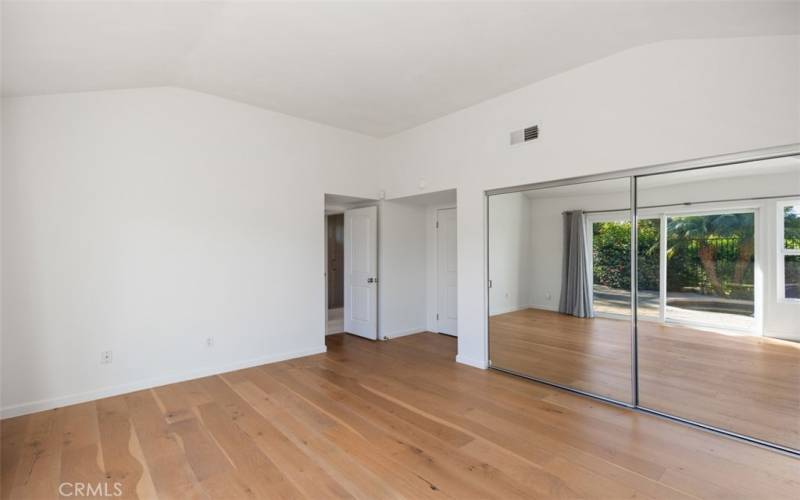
(344, 206, 378, 339)
(437, 208, 458, 336)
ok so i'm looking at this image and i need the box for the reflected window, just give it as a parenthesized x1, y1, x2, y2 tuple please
(665, 211, 755, 330)
(780, 201, 800, 300)
(588, 214, 631, 317)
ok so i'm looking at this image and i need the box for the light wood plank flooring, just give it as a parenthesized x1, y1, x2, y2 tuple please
(3, 332, 799, 499)
(489, 308, 800, 450)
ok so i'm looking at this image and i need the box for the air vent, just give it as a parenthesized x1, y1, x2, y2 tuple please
(510, 125, 539, 145)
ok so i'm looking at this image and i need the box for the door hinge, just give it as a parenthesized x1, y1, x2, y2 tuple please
(436, 313, 439, 320)
(436, 221, 439, 229)
(488, 279, 493, 289)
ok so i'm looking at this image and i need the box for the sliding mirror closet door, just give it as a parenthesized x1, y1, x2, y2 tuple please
(636, 157, 800, 451)
(488, 177, 633, 403)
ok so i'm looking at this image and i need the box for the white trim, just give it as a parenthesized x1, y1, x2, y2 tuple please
(382, 328, 426, 339)
(488, 304, 534, 316)
(456, 354, 488, 369)
(0, 345, 327, 419)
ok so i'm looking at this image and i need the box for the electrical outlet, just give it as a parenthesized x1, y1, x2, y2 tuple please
(206, 337, 214, 347)
(545, 292, 552, 301)
(101, 350, 112, 364)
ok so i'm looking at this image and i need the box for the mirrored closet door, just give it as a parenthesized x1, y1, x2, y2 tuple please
(488, 177, 634, 404)
(487, 148, 800, 454)
(636, 157, 800, 451)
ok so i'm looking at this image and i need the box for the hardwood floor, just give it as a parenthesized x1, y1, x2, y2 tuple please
(3, 332, 799, 499)
(489, 308, 800, 450)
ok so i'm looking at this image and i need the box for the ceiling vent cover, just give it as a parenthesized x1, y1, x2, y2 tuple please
(510, 125, 539, 146)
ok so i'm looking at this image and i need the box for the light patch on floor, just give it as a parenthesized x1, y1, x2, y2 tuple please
(326, 307, 344, 335)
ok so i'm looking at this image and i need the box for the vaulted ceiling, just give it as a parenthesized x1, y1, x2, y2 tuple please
(3, 1, 798, 136)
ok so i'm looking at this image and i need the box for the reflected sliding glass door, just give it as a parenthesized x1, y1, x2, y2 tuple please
(487, 148, 800, 454)
(636, 159, 799, 452)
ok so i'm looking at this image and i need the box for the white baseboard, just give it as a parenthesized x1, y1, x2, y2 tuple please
(488, 304, 529, 316)
(1, 345, 327, 419)
(381, 328, 426, 340)
(455, 354, 488, 369)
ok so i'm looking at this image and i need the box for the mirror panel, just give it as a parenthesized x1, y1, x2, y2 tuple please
(488, 177, 633, 403)
(636, 156, 800, 450)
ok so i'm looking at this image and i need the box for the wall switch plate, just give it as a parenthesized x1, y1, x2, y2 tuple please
(101, 350, 112, 364)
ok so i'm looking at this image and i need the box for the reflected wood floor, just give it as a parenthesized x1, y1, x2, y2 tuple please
(3, 332, 799, 499)
(489, 308, 800, 450)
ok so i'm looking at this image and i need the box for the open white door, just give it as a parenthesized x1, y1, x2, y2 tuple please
(437, 208, 458, 336)
(344, 205, 378, 339)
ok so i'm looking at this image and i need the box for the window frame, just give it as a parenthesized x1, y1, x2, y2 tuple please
(777, 199, 800, 303)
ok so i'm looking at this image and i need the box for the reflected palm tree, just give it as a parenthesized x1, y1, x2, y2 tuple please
(667, 213, 754, 297)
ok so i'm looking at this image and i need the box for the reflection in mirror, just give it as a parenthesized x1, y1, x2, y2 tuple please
(488, 177, 633, 403)
(636, 156, 800, 450)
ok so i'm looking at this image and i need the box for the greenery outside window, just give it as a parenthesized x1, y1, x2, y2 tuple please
(779, 201, 800, 301)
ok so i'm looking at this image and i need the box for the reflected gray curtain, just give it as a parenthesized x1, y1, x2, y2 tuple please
(559, 211, 594, 318)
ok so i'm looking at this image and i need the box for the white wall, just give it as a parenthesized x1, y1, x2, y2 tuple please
(378, 201, 427, 338)
(488, 192, 532, 315)
(1, 87, 380, 417)
(379, 35, 800, 368)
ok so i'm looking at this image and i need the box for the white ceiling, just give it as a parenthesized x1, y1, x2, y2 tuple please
(3, 1, 798, 137)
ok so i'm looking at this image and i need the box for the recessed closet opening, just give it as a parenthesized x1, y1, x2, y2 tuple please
(379, 189, 458, 340)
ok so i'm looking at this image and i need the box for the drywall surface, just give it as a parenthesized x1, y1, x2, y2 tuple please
(488, 192, 532, 315)
(1, 87, 379, 416)
(379, 36, 800, 367)
(378, 200, 428, 338)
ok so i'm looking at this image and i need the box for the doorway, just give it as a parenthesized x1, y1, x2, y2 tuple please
(377, 189, 457, 340)
(326, 213, 344, 333)
(325, 194, 379, 339)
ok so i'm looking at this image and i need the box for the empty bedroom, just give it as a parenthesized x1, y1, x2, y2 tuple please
(1, 1, 799, 499)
